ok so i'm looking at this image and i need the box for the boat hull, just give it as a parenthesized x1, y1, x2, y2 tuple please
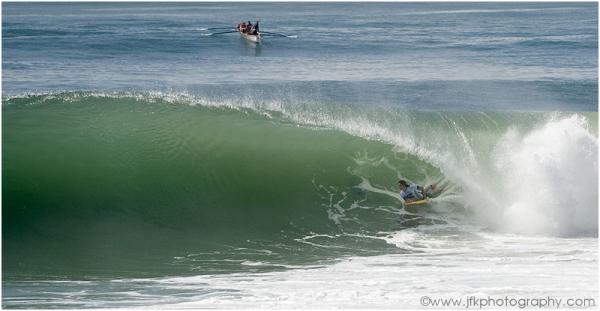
(240, 31, 261, 43)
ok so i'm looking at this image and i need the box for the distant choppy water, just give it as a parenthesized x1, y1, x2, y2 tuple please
(3, 2, 598, 110)
(2, 2, 598, 309)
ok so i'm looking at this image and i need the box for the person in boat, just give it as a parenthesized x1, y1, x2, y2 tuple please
(246, 21, 253, 33)
(398, 180, 436, 203)
(252, 21, 259, 35)
(239, 22, 247, 32)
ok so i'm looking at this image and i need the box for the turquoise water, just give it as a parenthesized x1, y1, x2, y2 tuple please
(2, 2, 598, 308)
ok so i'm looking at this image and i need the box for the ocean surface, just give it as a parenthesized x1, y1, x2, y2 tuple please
(2, 2, 598, 309)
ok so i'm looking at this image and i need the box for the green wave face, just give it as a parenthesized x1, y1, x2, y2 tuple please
(3, 93, 597, 278)
(3, 93, 445, 278)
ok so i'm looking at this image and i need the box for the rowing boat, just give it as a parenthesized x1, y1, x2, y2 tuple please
(239, 30, 261, 43)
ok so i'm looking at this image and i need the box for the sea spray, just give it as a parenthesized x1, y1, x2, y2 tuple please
(491, 115, 598, 236)
(249, 95, 599, 237)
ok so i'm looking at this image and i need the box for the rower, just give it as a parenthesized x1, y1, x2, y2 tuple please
(246, 21, 252, 33)
(253, 21, 259, 35)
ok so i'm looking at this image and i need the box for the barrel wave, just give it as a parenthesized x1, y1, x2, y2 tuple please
(3, 92, 597, 279)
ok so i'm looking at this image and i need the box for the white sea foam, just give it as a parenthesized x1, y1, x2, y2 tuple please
(154, 229, 596, 309)
(489, 115, 598, 236)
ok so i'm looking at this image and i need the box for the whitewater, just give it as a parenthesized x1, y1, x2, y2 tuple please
(2, 2, 598, 309)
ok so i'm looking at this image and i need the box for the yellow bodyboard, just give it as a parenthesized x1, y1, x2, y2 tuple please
(404, 199, 429, 207)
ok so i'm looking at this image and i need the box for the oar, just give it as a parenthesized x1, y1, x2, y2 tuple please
(199, 27, 236, 31)
(203, 30, 238, 36)
(260, 31, 297, 38)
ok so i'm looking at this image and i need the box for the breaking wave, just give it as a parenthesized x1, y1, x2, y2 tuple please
(3, 91, 597, 277)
